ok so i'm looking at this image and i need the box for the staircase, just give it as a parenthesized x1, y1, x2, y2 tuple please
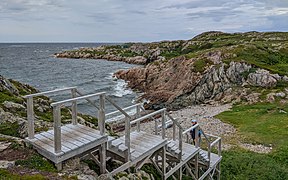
(166, 140, 183, 158)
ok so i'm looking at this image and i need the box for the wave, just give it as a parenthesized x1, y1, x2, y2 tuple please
(112, 79, 133, 97)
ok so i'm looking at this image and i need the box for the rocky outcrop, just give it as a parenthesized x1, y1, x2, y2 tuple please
(247, 69, 278, 87)
(0, 75, 19, 95)
(116, 57, 288, 110)
(55, 47, 148, 65)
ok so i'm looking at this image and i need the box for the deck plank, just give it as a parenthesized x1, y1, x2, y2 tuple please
(65, 124, 102, 139)
(61, 126, 96, 143)
(34, 134, 71, 153)
(44, 131, 83, 148)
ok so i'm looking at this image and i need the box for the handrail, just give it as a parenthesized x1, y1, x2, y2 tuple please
(106, 103, 141, 117)
(51, 92, 105, 106)
(23, 86, 77, 98)
(182, 124, 199, 135)
(105, 96, 131, 119)
(24, 86, 77, 139)
(75, 89, 99, 110)
(210, 137, 221, 147)
(167, 114, 183, 131)
(130, 108, 166, 125)
(199, 128, 211, 144)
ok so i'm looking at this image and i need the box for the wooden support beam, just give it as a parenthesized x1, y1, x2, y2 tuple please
(217, 162, 221, 180)
(99, 143, 107, 174)
(162, 146, 166, 180)
(195, 153, 199, 179)
(125, 116, 130, 161)
(27, 97, 34, 139)
(150, 158, 163, 175)
(55, 162, 62, 171)
(185, 164, 197, 180)
(53, 105, 61, 154)
(71, 88, 77, 125)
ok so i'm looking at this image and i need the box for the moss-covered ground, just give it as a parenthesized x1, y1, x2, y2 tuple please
(216, 102, 288, 179)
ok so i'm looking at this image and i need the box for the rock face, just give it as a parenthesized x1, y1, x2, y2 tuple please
(247, 69, 278, 87)
(115, 57, 287, 109)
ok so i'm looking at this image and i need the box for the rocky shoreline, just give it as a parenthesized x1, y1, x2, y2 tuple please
(55, 31, 288, 111)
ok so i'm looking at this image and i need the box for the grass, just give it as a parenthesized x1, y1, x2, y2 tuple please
(216, 102, 288, 179)
(15, 154, 56, 172)
(0, 122, 20, 137)
(221, 149, 288, 180)
(216, 102, 288, 147)
(192, 58, 213, 73)
(0, 169, 48, 180)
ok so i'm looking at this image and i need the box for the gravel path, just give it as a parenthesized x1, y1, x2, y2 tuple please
(117, 103, 272, 153)
(119, 103, 235, 142)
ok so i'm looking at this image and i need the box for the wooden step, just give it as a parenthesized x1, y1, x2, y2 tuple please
(110, 139, 123, 148)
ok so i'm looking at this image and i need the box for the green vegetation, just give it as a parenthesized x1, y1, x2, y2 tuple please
(0, 90, 23, 104)
(15, 154, 56, 172)
(216, 102, 288, 147)
(216, 102, 288, 179)
(221, 149, 288, 180)
(0, 122, 20, 137)
(0, 169, 47, 180)
(192, 58, 213, 73)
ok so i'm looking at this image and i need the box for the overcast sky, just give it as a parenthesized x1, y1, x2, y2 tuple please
(0, 0, 287, 42)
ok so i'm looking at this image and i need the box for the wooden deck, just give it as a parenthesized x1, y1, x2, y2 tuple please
(23, 87, 222, 179)
(26, 124, 108, 164)
(108, 131, 167, 162)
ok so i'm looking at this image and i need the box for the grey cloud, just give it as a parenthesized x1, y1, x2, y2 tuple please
(128, 10, 147, 15)
(86, 13, 117, 24)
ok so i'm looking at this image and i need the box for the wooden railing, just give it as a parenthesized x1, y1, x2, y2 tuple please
(166, 114, 184, 159)
(104, 96, 167, 161)
(23, 87, 77, 140)
(50, 92, 106, 153)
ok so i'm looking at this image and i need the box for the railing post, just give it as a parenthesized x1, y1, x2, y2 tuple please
(98, 94, 105, 135)
(125, 116, 131, 161)
(218, 138, 222, 157)
(161, 111, 165, 139)
(172, 122, 176, 141)
(27, 97, 34, 139)
(178, 128, 183, 160)
(71, 88, 77, 125)
(155, 119, 158, 135)
(208, 144, 211, 167)
(195, 126, 199, 148)
(136, 105, 140, 132)
(53, 105, 61, 154)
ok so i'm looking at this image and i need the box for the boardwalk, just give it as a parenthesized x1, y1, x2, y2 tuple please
(24, 87, 222, 179)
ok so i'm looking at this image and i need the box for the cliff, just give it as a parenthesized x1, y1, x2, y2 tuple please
(55, 31, 288, 110)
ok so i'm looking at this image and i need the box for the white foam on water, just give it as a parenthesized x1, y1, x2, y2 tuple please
(112, 79, 133, 97)
(106, 108, 137, 123)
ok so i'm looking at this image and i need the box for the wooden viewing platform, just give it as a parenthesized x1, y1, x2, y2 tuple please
(24, 87, 222, 179)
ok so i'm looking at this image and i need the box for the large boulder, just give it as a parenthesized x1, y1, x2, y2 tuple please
(247, 69, 277, 87)
(0, 75, 19, 95)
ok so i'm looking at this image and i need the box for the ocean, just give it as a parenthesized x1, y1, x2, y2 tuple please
(0, 43, 139, 116)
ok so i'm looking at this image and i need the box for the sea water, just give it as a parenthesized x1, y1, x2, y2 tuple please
(0, 43, 139, 116)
